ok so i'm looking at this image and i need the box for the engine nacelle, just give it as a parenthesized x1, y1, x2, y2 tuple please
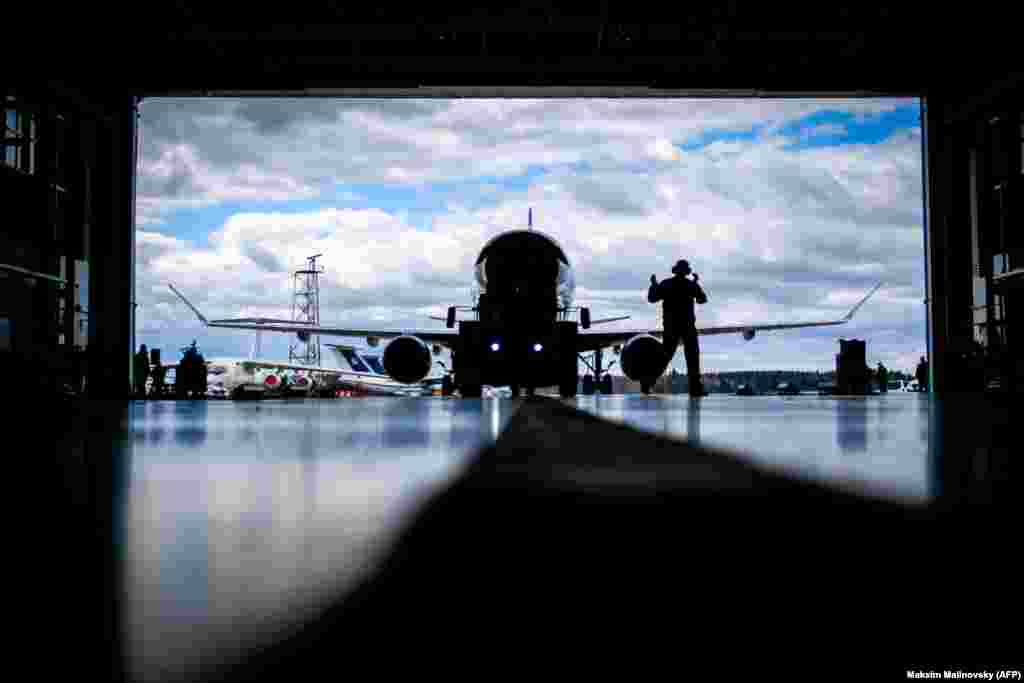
(619, 334, 665, 385)
(742, 329, 756, 341)
(296, 330, 311, 342)
(383, 335, 433, 384)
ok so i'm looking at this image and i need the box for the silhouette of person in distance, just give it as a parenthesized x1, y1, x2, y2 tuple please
(134, 344, 150, 398)
(648, 259, 708, 397)
(916, 355, 929, 392)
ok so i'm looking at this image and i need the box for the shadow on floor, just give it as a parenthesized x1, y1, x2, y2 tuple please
(193, 395, 1019, 679)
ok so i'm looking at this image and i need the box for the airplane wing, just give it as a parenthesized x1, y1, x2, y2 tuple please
(576, 282, 883, 354)
(430, 314, 632, 325)
(169, 284, 459, 345)
(590, 315, 632, 325)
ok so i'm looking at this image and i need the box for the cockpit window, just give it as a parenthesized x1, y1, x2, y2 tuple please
(339, 349, 369, 373)
(363, 356, 386, 374)
(208, 366, 227, 375)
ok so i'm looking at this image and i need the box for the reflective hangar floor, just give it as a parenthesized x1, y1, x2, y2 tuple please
(42, 392, 1016, 680)
(123, 398, 520, 682)
(574, 393, 933, 501)
(120, 393, 939, 681)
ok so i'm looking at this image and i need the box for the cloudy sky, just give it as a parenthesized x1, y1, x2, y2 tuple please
(135, 97, 925, 375)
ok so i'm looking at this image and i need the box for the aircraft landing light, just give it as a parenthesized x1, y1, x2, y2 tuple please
(533, 343, 543, 352)
(490, 342, 501, 352)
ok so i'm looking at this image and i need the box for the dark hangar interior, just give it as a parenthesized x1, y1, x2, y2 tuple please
(4, 2, 1021, 676)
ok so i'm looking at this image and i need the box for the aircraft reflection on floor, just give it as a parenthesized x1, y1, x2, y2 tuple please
(836, 398, 868, 452)
(123, 398, 522, 682)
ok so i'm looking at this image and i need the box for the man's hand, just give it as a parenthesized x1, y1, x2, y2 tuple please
(650, 274, 658, 286)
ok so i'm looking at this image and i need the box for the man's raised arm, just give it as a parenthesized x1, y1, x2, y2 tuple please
(692, 273, 708, 304)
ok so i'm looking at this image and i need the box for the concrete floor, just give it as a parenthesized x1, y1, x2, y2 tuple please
(123, 397, 518, 681)
(575, 393, 932, 501)
(118, 393, 936, 681)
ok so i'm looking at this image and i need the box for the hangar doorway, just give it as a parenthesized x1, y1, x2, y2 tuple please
(132, 94, 929, 394)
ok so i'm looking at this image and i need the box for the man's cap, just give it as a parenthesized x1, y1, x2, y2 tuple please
(671, 259, 691, 275)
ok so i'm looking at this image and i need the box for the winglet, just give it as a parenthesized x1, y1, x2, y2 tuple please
(168, 284, 208, 325)
(843, 282, 883, 321)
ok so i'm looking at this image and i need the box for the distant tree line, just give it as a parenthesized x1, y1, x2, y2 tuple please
(641, 367, 916, 394)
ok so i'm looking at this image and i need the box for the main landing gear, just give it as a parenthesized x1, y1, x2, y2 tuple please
(579, 348, 615, 396)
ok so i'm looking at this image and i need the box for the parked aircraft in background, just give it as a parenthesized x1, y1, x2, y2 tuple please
(169, 215, 882, 398)
(169, 286, 445, 397)
(160, 348, 440, 398)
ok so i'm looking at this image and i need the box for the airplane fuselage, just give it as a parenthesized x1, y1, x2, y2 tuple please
(456, 230, 580, 396)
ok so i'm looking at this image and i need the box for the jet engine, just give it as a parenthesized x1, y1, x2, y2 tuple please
(382, 335, 433, 384)
(619, 334, 665, 386)
(742, 329, 756, 341)
(296, 330, 311, 342)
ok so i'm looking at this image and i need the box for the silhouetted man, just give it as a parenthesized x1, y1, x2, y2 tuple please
(151, 364, 167, 397)
(133, 344, 150, 397)
(177, 340, 206, 398)
(648, 259, 708, 397)
(877, 362, 888, 393)
(916, 356, 929, 392)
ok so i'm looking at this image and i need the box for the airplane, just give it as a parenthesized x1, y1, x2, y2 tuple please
(199, 345, 441, 398)
(161, 293, 447, 398)
(168, 217, 883, 398)
(147, 356, 304, 398)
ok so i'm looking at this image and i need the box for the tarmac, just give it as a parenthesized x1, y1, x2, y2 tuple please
(31, 392, 1020, 679)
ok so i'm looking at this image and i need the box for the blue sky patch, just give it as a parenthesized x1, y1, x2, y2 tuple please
(777, 103, 921, 150)
(153, 200, 328, 247)
(680, 126, 763, 151)
(675, 103, 921, 154)
(154, 165, 555, 240)
(335, 165, 550, 229)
